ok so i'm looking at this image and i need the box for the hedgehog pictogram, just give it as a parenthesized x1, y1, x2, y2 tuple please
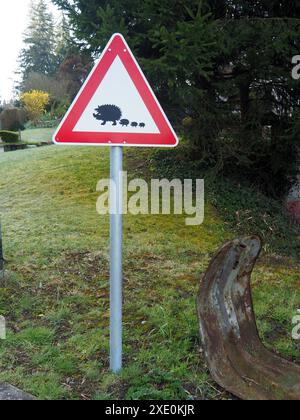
(120, 119, 130, 127)
(93, 105, 146, 129)
(93, 105, 122, 126)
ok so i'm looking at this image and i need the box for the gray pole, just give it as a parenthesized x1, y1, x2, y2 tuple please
(110, 146, 123, 373)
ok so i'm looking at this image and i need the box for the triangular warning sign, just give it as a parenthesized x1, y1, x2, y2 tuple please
(54, 34, 179, 147)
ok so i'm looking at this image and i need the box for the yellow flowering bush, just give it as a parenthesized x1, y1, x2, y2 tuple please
(20, 90, 50, 124)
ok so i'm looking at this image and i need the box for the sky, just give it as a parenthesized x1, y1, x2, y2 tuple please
(0, 0, 59, 101)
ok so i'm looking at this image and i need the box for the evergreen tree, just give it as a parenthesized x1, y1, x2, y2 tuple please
(55, 13, 74, 68)
(20, 0, 56, 81)
(52, 0, 300, 196)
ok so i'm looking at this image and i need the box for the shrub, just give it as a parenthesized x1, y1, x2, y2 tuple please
(0, 108, 26, 131)
(51, 101, 70, 119)
(151, 145, 299, 257)
(0, 131, 20, 143)
(20, 90, 50, 125)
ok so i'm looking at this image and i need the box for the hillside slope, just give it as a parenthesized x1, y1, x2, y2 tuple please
(0, 146, 299, 400)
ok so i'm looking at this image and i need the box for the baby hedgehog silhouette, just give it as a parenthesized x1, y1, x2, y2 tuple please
(120, 120, 145, 128)
(93, 105, 122, 126)
(120, 119, 130, 127)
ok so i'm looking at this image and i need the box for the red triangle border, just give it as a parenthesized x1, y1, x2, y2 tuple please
(53, 34, 178, 147)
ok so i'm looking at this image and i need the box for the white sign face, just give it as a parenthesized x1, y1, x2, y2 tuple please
(74, 56, 160, 135)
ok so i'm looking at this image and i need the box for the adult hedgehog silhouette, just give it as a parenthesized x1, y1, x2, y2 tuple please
(93, 105, 122, 126)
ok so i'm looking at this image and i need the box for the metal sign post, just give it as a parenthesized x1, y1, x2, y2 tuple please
(109, 146, 123, 373)
(53, 33, 179, 373)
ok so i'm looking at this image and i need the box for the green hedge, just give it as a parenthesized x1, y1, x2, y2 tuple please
(0, 130, 20, 143)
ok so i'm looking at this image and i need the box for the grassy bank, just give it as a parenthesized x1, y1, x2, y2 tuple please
(0, 146, 299, 400)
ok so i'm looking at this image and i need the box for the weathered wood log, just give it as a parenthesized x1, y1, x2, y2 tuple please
(197, 236, 300, 400)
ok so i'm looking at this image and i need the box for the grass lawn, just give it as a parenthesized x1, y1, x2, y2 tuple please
(21, 128, 56, 144)
(0, 145, 299, 400)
